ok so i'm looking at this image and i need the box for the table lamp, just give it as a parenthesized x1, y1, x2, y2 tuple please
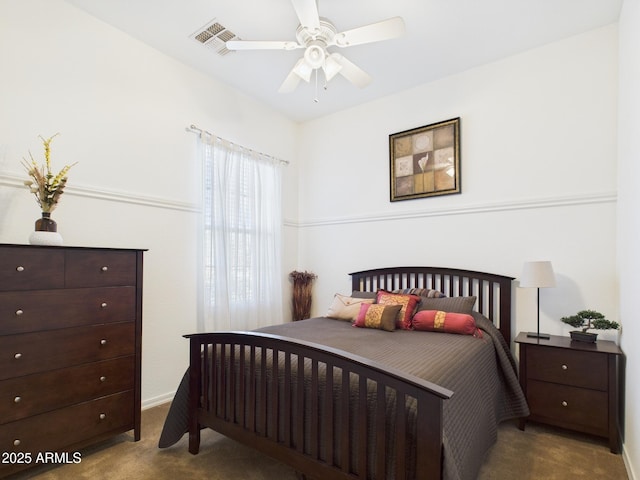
(520, 261, 556, 339)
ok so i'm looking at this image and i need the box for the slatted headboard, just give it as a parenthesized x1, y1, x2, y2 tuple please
(350, 266, 514, 345)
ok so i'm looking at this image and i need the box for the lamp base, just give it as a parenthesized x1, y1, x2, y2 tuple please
(526, 331, 551, 339)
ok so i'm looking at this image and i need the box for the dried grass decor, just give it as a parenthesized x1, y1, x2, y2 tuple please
(289, 270, 317, 321)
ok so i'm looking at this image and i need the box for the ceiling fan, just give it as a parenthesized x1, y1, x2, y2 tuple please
(226, 0, 405, 94)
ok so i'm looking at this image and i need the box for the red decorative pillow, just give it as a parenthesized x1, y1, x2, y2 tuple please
(376, 290, 421, 330)
(412, 310, 481, 337)
(353, 304, 402, 332)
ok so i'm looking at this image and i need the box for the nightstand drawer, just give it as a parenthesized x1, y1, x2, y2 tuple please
(527, 346, 607, 390)
(0, 322, 135, 380)
(0, 356, 134, 423)
(0, 248, 64, 291)
(65, 250, 137, 287)
(528, 380, 608, 432)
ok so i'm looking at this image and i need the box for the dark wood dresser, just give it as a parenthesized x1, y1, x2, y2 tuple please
(0, 244, 144, 477)
(515, 332, 623, 453)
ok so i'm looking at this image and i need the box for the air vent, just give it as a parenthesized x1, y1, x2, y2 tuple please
(190, 19, 238, 56)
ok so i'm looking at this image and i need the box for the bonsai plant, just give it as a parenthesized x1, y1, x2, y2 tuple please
(560, 309, 620, 343)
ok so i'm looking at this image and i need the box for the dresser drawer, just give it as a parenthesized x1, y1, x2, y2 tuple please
(65, 250, 137, 287)
(0, 356, 134, 424)
(528, 379, 608, 432)
(0, 390, 134, 457)
(0, 322, 135, 380)
(0, 287, 135, 335)
(526, 346, 608, 390)
(0, 247, 64, 291)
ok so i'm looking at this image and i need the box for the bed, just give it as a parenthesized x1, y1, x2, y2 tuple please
(158, 266, 529, 480)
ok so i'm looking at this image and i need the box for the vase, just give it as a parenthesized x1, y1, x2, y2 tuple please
(29, 212, 63, 246)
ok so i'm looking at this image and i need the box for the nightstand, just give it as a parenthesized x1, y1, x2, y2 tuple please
(515, 332, 623, 453)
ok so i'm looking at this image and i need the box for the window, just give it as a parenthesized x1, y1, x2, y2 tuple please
(198, 134, 284, 331)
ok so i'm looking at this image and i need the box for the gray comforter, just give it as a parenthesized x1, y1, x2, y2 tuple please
(159, 313, 528, 480)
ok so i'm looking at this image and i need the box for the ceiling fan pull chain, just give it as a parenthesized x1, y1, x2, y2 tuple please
(322, 59, 328, 91)
(314, 69, 319, 103)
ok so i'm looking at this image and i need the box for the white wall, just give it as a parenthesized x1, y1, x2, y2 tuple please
(297, 25, 619, 346)
(0, 0, 299, 407)
(618, 1, 640, 478)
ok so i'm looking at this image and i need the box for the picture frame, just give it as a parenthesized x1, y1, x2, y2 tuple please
(389, 117, 460, 201)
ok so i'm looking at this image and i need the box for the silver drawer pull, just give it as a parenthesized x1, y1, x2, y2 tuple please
(14, 396, 21, 403)
(562, 401, 568, 407)
(100, 339, 107, 346)
(100, 376, 107, 382)
(99, 413, 106, 420)
(16, 266, 24, 272)
(561, 364, 568, 370)
(14, 353, 22, 360)
(13, 439, 21, 447)
(101, 302, 108, 308)
(15, 309, 24, 316)
(101, 266, 108, 272)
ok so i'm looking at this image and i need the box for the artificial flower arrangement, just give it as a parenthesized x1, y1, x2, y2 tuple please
(22, 133, 77, 213)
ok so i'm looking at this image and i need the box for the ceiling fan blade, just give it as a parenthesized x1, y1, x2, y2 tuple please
(331, 53, 371, 88)
(279, 59, 306, 93)
(290, 0, 320, 30)
(331, 16, 405, 47)
(226, 40, 300, 51)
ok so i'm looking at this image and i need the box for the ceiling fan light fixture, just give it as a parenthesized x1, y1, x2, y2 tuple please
(323, 53, 343, 81)
(293, 58, 313, 82)
(303, 43, 326, 69)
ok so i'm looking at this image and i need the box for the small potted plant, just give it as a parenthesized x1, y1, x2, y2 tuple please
(560, 309, 620, 343)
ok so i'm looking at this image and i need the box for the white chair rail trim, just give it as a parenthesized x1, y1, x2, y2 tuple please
(0, 172, 197, 213)
(295, 191, 617, 228)
(1, 172, 615, 226)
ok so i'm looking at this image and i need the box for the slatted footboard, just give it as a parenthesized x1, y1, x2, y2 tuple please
(185, 332, 453, 480)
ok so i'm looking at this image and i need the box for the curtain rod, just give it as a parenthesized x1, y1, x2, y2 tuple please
(186, 124, 289, 165)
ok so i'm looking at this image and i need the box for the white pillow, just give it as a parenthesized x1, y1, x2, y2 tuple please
(326, 293, 374, 321)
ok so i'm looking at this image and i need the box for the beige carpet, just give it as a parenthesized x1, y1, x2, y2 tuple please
(9, 403, 628, 480)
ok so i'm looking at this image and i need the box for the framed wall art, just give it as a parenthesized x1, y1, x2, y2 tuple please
(389, 117, 460, 201)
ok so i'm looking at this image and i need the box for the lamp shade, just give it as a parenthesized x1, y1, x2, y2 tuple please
(520, 261, 556, 288)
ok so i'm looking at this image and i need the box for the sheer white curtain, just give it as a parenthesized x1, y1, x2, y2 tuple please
(197, 133, 284, 332)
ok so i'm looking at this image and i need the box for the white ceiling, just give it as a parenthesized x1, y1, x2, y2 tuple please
(63, 0, 622, 123)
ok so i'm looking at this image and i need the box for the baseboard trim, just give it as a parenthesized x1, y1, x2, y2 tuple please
(142, 392, 176, 410)
(623, 447, 637, 480)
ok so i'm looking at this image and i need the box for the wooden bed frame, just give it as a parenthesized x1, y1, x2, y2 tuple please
(185, 267, 514, 479)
